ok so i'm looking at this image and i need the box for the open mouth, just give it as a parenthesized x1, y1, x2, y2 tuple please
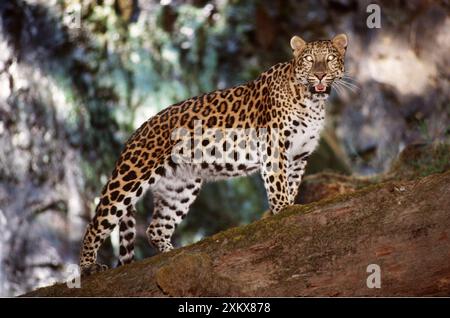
(314, 83, 327, 93)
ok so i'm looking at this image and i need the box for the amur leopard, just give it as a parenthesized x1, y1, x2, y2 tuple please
(80, 34, 348, 275)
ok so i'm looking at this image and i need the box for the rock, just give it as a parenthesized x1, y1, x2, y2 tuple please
(24, 170, 450, 296)
(155, 252, 241, 296)
(297, 142, 449, 204)
(296, 173, 358, 204)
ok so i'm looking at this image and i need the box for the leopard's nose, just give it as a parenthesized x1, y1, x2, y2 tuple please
(314, 72, 326, 80)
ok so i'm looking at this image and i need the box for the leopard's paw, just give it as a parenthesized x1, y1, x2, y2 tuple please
(80, 263, 109, 277)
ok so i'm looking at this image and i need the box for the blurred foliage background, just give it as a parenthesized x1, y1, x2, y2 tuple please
(0, 0, 448, 296)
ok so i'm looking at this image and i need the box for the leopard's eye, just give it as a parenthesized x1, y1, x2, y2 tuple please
(327, 54, 336, 61)
(304, 55, 313, 62)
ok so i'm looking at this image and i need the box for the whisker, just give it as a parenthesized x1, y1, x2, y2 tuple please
(335, 82, 349, 96)
(331, 85, 341, 98)
(336, 79, 360, 91)
(342, 73, 359, 82)
(334, 80, 358, 95)
(343, 74, 359, 84)
(342, 81, 360, 91)
(338, 83, 358, 94)
(342, 75, 358, 83)
(331, 82, 345, 98)
(340, 80, 360, 90)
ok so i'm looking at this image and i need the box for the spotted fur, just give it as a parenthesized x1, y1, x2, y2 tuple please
(79, 34, 347, 276)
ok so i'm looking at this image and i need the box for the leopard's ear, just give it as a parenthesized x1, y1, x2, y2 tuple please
(290, 36, 306, 57)
(332, 34, 348, 55)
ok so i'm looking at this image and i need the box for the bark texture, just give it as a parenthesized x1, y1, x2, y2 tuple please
(25, 170, 450, 297)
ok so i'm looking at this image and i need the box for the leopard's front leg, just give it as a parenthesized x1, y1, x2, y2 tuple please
(287, 159, 307, 203)
(259, 142, 292, 215)
(261, 169, 291, 214)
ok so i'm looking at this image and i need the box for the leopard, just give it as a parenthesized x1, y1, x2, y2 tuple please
(79, 34, 348, 276)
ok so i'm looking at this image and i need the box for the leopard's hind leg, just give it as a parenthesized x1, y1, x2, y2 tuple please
(146, 175, 202, 253)
(79, 168, 157, 276)
(117, 206, 136, 267)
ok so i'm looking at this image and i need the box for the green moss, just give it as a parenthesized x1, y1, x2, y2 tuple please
(388, 142, 450, 180)
(182, 178, 392, 258)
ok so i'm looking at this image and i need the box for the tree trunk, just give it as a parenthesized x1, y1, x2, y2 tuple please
(25, 171, 450, 297)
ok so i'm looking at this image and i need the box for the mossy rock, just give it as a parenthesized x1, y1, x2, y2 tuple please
(387, 142, 450, 180)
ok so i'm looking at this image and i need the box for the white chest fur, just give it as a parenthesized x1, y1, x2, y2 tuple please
(288, 98, 325, 160)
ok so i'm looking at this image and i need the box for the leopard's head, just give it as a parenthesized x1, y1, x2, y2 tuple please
(290, 34, 347, 96)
